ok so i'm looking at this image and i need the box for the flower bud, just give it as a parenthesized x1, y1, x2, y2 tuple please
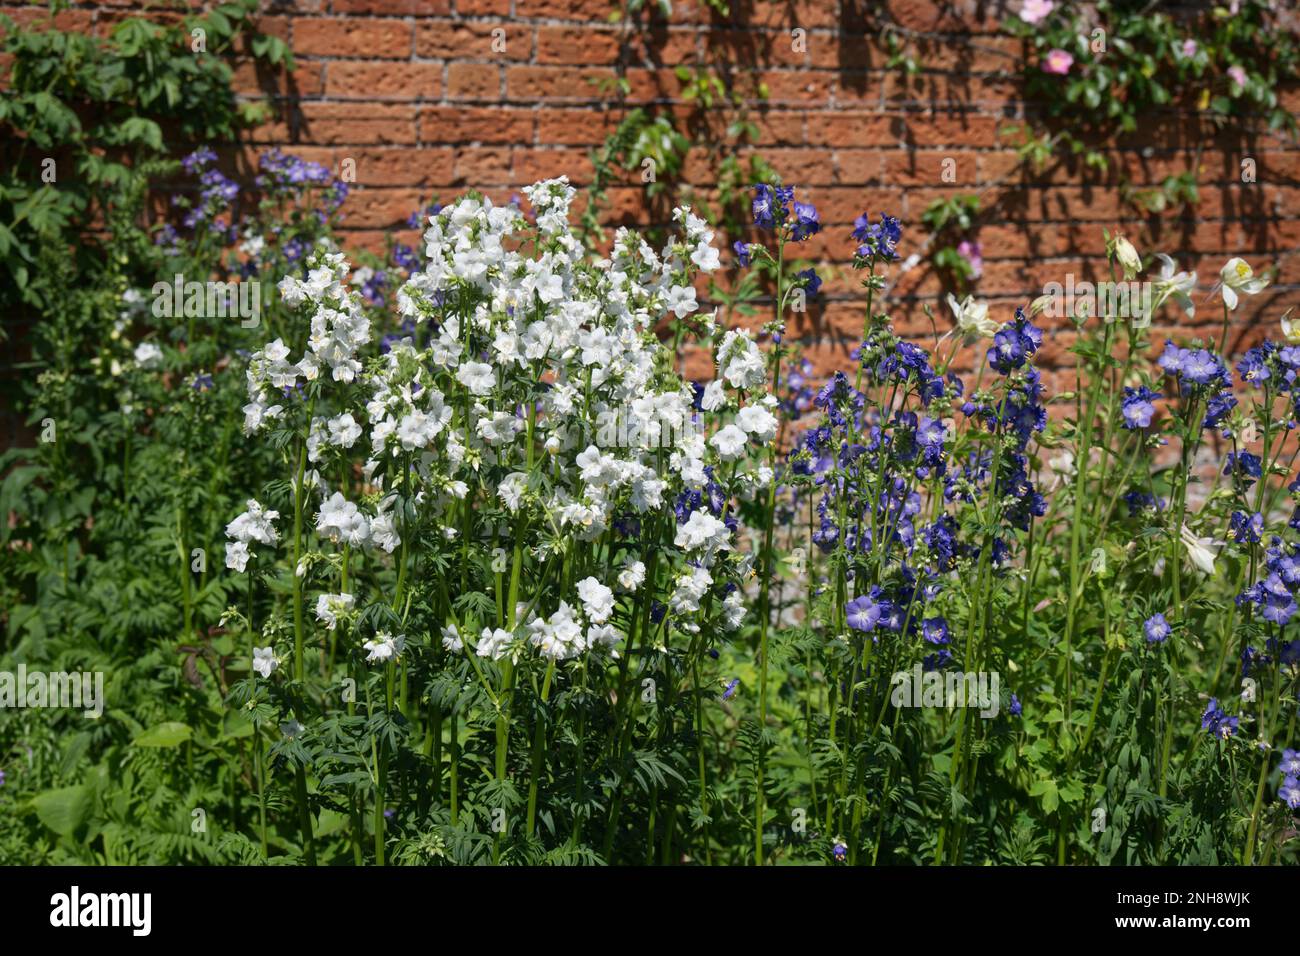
(1111, 235, 1142, 280)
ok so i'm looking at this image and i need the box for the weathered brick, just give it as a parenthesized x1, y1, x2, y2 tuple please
(535, 25, 620, 65)
(416, 21, 531, 60)
(327, 61, 442, 100)
(447, 62, 501, 100)
(419, 106, 533, 144)
(507, 65, 616, 101)
(293, 17, 411, 59)
(332, 0, 450, 13)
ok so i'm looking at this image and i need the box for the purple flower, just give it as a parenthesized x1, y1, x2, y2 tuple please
(1280, 749, 1300, 776)
(752, 183, 792, 230)
(846, 595, 881, 632)
(846, 588, 892, 633)
(1008, 693, 1022, 716)
(1223, 451, 1262, 488)
(182, 146, 217, 173)
(852, 212, 901, 260)
(722, 678, 739, 700)
(1121, 385, 1160, 429)
(1144, 613, 1171, 644)
(798, 268, 822, 299)
(792, 201, 820, 241)
(915, 416, 946, 464)
(922, 617, 949, 645)
(1237, 347, 1272, 386)
(734, 240, 752, 267)
(1279, 776, 1300, 810)
(392, 243, 418, 273)
(1203, 390, 1237, 432)
(1202, 698, 1239, 739)
(1183, 349, 1227, 386)
(1230, 510, 1264, 544)
(987, 310, 1042, 374)
(1159, 342, 1232, 392)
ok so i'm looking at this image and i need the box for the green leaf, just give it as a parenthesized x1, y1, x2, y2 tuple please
(1029, 778, 1060, 813)
(133, 721, 193, 748)
(31, 785, 91, 837)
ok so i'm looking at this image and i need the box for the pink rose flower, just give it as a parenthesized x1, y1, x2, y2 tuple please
(957, 240, 984, 279)
(1042, 49, 1074, 75)
(1020, 0, 1055, 24)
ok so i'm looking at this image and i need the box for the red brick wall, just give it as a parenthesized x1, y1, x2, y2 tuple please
(6, 0, 1299, 389)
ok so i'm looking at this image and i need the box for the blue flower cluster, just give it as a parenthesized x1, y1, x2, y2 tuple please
(1158, 342, 1238, 434)
(1238, 538, 1300, 625)
(750, 183, 820, 241)
(1121, 386, 1161, 429)
(852, 212, 901, 261)
(1278, 750, 1300, 809)
(787, 235, 1049, 676)
(1201, 698, 1239, 739)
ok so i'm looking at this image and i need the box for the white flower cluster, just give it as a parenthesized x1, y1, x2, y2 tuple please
(225, 499, 279, 572)
(234, 178, 774, 670)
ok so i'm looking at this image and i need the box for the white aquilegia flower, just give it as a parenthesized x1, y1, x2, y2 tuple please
(252, 646, 278, 679)
(363, 631, 406, 664)
(1150, 254, 1196, 320)
(315, 592, 355, 630)
(1281, 309, 1300, 346)
(946, 294, 997, 340)
(1180, 525, 1220, 576)
(133, 342, 163, 368)
(1219, 258, 1268, 310)
(576, 576, 615, 624)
